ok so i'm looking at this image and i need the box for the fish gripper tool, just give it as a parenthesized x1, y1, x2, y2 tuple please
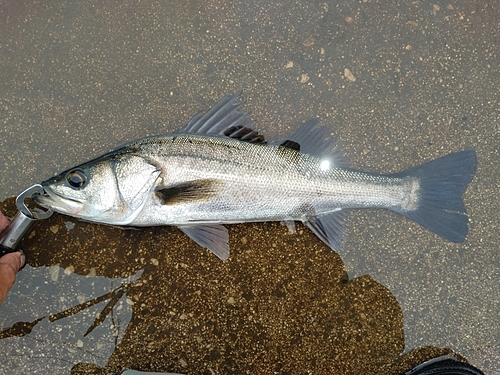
(0, 184, 53, 258)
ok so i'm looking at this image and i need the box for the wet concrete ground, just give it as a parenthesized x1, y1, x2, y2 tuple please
(1, 0, 499, 374)
(1, 197, 456, 374)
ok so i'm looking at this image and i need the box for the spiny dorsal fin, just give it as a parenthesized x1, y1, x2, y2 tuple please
(175, 93, 266, 143)
(223, 125, 265, 143)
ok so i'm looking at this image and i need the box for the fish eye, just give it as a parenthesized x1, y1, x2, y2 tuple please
(66, 169, 87, 189)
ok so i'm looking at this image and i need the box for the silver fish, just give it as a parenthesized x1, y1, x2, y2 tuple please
(35, 93, 477, 260)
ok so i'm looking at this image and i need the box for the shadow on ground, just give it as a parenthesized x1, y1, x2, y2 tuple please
(1, 197, 462, 374)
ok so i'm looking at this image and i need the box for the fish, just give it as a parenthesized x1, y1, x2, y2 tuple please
(34, 93, 477, 260)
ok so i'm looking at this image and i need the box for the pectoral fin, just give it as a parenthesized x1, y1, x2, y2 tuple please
(178, 224, 230, 260)
(156, 179, 224, 205)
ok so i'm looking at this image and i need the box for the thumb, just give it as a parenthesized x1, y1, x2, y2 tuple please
(0, 251, 26, 279)
(0, 252, 25, 304)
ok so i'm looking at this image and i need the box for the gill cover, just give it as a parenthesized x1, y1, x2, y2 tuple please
(37, 154, 161, 225)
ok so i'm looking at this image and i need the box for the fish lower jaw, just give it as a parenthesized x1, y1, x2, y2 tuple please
(34, 195, 83, 216)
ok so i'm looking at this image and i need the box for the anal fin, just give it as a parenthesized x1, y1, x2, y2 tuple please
(178, 224, 230, 260)
(303, 209, 348, 250)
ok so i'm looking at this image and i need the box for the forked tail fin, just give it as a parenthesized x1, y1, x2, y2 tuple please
(392, 150, 477, 243)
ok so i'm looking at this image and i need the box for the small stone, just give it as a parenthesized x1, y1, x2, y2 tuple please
(64, 265, 75, 275)
(240, 237, 248, 245)
(405, 45, 412, 50)
(179, 359, 188, 368)
(227, 296, 236, 305)
(87, 267, 96, 277)
(299, 73, 310, 83)
(344, 68, 356, 82)
(151, 258, 159, 266)
(76, 339, 84, 348)
(65, 221, 75, 230)
(49, 225, 59, 234)
(49, 265, 60, 282)
(284, 61, 294, 69)
(302, 36, 315, 47)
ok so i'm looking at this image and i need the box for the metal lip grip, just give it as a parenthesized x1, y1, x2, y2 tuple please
(0, 184, 53, 258)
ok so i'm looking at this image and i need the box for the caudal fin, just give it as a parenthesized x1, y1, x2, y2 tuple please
(393, 150, 477, 243)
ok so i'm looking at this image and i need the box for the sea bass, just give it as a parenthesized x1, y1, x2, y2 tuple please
(35, 93, 477, 260)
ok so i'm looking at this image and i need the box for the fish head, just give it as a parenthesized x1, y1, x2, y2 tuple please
(34, 154, 161, 225)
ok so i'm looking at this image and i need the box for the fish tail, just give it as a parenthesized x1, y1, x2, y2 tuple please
(392, 150, 477, 243)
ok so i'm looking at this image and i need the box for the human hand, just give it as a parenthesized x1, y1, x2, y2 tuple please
(0, 212, 26, 305)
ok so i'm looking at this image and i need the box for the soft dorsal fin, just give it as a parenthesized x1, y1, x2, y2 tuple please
(273, 119, 348, 167)
(175, 93, 266, 143)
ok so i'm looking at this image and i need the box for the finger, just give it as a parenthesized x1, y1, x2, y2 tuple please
(0, 252, 24, 305)
(0, 251, 25, 273)
(0, 212, 9, 231)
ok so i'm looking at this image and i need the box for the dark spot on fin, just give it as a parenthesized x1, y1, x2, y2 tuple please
(223, 125, 266, 143)
(156, 179, 224, 205)
(272, 119, 348, 168)
(279, 139, 300, 151)
(276, 140, 301, 164)
(178, 224, 229, 260)
(303, 209, 348, 250)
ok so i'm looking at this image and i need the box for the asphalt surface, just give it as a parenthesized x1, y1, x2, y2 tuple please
(0, 1, 498, 374)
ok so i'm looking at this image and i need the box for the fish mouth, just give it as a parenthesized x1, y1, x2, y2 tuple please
(33, 187, 84, 216)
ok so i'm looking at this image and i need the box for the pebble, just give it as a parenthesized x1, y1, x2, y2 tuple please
(49, 266, 60, 282)
(344, 68, 356, 82)
(64, 265, 75, 275)
(302, 37, 315, 47)
(299, 73, 310, 83)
